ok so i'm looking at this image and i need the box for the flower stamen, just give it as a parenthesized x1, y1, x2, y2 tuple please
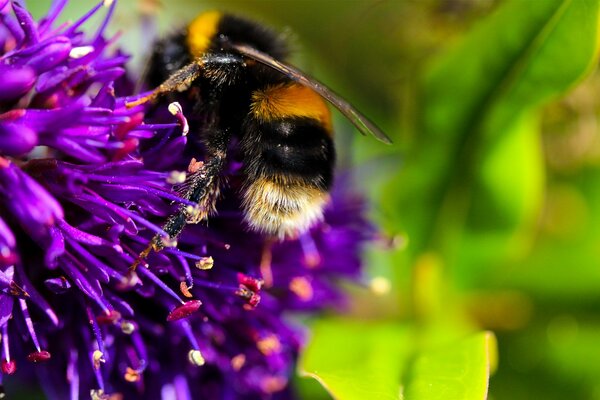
(260, 239, 273, 288)
(256, 334, 281, 356)
(195, 256, 213, 270)
(168, 102, 189, 135)
(166, 300, 202, 322)
(92, 350, 105, 370)
(26, 351, 51, 363)
(231, 354, 246, 371)
(180, 282, 193, 298)
(18, 299, 42, 352)
(289, 276, 314, 302)
(69, 45, 95, 59)
(187, 349, 205, 367)
(299, 232, 321, 268)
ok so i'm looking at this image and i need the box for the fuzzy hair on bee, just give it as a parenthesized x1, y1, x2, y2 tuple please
(127, 10, 391, 266)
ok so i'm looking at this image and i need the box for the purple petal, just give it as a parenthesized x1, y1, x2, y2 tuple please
(0, 160, 63, 241)
(4, 36, 71, 73)
(57, 219, 120, 251)
(16, 263, 60, 326)
(0, 216, 15, 249)
(0, 294, 12, 327)
(45, 226, 65, 268)
(0, 265, 14, 287)
(0, 123, 38, 156)
(0, 65, 35, 101)
(2, 360, 16, 375)
(10, 0, 39, 45)
(38, 0, 67, 36)
(43, 277, 71, 294)
(35, 65, 79, 93)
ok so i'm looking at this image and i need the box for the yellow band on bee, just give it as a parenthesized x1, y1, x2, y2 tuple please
(250, 83, 333, 133)
(187, 11, 222, 57)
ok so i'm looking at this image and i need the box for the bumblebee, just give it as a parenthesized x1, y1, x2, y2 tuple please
(128, 11, 391, 262)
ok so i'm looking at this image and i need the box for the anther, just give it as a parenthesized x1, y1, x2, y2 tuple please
(168, 102, 189, 135)
(121, 321, 136, 335)
(247, 293, 261, 309)
(257, 335, 281, 356)
(236, 274, 263, 309)
(96, 310, 121, 325)
(289, 277, 314, 302)
(1, 360, 15, 375)
(231, 354, 246, 371)
(260, 376, 288, 394)
(124, 367, 141, 383)
(90, 389, 109, 400)
(166, 300, 202, 322)
(69, 46, 95, 59)
(180, 281, 193, 298)
(188, 349, 205, 366)
(195, 256, 214, 270)
(27, 350, 51, 363)
(167, 170, 187, 185)
(92, 350, 105, 370)
(237, 273, 263, 293)
(236, 289, 261, 310)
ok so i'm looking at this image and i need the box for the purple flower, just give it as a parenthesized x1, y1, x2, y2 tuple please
(0, 1, 373, 398)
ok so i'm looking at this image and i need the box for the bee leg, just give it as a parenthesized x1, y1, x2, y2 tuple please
(260, 237, 275, 287)
(126, 60, 204, 108)
(126, 53, 246, 108)
(163, 154, 226, 241)
(130, 129, 231, 271)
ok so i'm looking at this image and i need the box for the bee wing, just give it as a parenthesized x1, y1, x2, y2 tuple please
(230, 43, 392, 144)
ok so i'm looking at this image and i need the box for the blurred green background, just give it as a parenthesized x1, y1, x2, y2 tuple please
(28, 0, 600, 399)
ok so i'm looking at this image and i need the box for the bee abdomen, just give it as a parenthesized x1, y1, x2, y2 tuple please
(248, 118, 335, 188)
(241, 118, 335, 238)
(242, 175, 330, 239)
(241, 82, 336, 238)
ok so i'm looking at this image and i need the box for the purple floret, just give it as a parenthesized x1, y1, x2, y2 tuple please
(0, 1, 374, 398)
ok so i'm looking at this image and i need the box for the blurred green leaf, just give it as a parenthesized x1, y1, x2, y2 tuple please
(492, 316, 600, 400)
(483, 168, 600, 300)
(384, 0, 600, 284)
(404, 331, 497, 400)
(299, 319, 496, 400)
(299, 320, 410, 400)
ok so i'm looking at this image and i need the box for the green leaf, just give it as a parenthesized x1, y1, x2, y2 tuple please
(383, 0, 600, 282)
(484, 168, 600, 300)
(455, 111, 545, 285)
(404, 332, 497, 400)
(299, 320, 410, 400)
(299, 319, 496, 400)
